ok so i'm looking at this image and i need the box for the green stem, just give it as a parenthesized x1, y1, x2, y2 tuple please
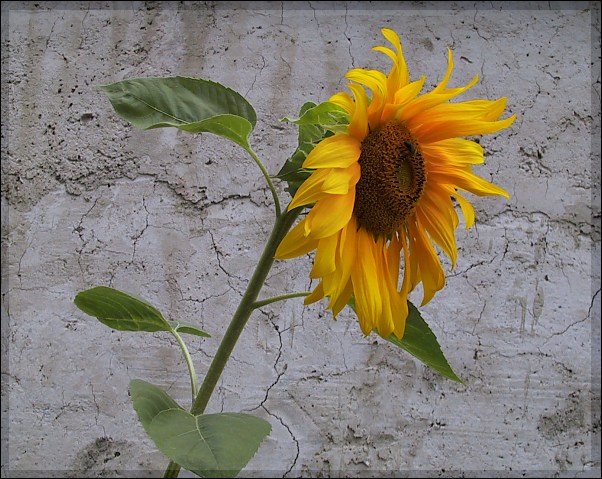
(163, 155, 293, 478)
(164, 329, 201, 478)
(163, 461, 181, 478)
(190, 207, 301, 416)
(170, 329, 198, 404)
(253, 292, 311, 309)
(246, 147, 282, 217)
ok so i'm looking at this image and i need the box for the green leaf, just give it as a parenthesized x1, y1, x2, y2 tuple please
(74, 286, 171, 332)
(99, 76, 257, 149)
(276, 101, 349, 197)
(149, 411, 271, 478)
(348, 298, 462, 382)
(129, 380, 271, 478)
(383, 302, 463, 383)
(129, 379, 184, 427)
(168, 321, 211, 338)
(281, 101, 349, 133)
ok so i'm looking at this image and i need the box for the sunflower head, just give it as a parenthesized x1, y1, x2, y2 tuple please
(276, 28, 515, 340)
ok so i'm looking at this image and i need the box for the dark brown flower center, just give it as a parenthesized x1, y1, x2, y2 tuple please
(353, 122, 426, 237)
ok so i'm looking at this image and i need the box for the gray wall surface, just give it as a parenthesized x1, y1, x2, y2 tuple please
(2, 1, 600, 477)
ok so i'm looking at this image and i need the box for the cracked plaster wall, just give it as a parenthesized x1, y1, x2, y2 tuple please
(2, 1, 600, 477)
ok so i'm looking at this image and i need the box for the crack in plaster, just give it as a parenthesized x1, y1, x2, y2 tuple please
(308, 1, 320, 29)
(130, 195, 150, 263)
(447, 254, 498, 279)
(472, 8, 491, 42)
(245, 54, 267, 97)
(343, 6, 355, 68)
(241, 312, 299, 476)
(89, 382, 107, 438)
(74, 196, 102, 278)
(208, 230, 246, 289)
(543, 288, 600, 343)
(261, 403, 300, 478)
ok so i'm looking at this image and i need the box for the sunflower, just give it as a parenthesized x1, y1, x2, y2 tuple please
(275, 28, 515, 340)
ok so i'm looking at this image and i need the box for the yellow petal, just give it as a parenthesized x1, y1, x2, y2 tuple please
(450, 190, 476, 229)
(386, 231, 402, 290)
(351, 229, 382, 335)
(380, 27, 410, 90)
(407, 218, 446, 306)
(415, 203, 458, 267)
(432, 185, 460, 230)
(429, 167, 511, 198)
(290, 164, 360, 210)
(395, 229, 411, 338)
(288, 169, 331, 209)
(431, 48, 454, 94)
(372, 45, 397, 65)
(311, 233, 340, 278)
(329, 91, 355, 115)
(393, 76, 426, 106)
(303, 134, 361, 169)
(412, 115, 516, 144)
(374, 237, 395, 338)
(274, 219, 319, 259)
(330, 279, 353, 317)
(380, 76, 426, 124)
(323, 219, 358, 313)
(400, 76, 480, 124)
(346, 68, 388, 125)
(347, 83, 369, 140)
(322, 162, 361, 193)
(304, 282, 325, 305)
(409, 97, 508, 127)
(304, 192, 355, 239)
(422, 138, 484, 167)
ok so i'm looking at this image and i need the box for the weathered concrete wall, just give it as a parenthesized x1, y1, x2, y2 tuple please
(2, 1, 600, 477)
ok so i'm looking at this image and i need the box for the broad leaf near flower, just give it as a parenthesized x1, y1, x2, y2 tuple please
(99, 76, 257, 150)
(277, 101, 350, 197)
(382, 302, 462, 383)
(348, 298, 462, 383)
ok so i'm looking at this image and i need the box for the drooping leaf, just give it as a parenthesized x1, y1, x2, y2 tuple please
(168, 321, 211, 338)
(276, 101, 349, 197)
(348, 298, 462, 382)
(99, 76, 257, 149)
(74, 286, 171, 332)
(383, 302, 463, 383)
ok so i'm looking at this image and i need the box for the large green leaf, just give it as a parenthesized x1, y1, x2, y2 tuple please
(129, 380, 270, 478)
(99, 76, 257, 149)
(383, 302, 462, 383)
(149, 410, 271, 478)
(276, 101, 349, 197)
(74, 287, 211, 339)
(74, 286, 171, 332)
